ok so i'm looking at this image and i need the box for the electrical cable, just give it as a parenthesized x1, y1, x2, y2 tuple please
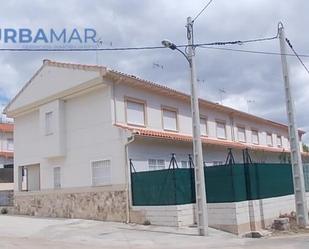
(285, 38, 309, 75)
(193, 0, 214, 23)
(199, 45, 309, 58)
(0, 34, 279, 52)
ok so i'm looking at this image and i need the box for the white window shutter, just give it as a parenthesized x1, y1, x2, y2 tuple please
(163, 109, 177, 131)
(127, 101, 145, 126)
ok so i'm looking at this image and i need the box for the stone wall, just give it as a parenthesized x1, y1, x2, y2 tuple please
(14, 186, 127, 222)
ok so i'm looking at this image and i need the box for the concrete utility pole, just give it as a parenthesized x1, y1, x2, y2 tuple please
(161, 16, 209, 237)
(186, 16, 209, 236)
(278, 22, 309, 227)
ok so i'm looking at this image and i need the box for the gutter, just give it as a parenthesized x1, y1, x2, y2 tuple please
(124, 133, 135, 224)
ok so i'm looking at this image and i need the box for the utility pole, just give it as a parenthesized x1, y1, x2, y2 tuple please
(278, 22, 309, 228)
(186, 16, 209, 236)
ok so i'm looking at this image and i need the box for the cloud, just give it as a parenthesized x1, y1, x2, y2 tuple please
(0, 0, 308, 144)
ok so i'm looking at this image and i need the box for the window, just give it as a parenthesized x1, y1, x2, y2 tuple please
(126, 99, 145, 126)
(162, 108, 178, 131)
(148, 159, 165, 171)
(53, 167, 61, 189)
(92, 160, 111, 186)
(251, 130, 259, 145)
(45, 111, 53, 135)
(181, 161, 189, 168)
(237, 127, 246, 143)
(277, 135, 282, 148)
(216, 121, 227, 139)
(213, 161, 223, 166)
(21, 167, 28, 191)
(7, 138, 14, 151)
(200, 117, 207, 136)
(267, 133, 273, 146)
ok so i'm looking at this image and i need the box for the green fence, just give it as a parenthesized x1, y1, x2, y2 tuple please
(131, 163, 298, 206)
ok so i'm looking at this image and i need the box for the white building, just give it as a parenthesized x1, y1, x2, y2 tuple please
(4, 60, 309, 233)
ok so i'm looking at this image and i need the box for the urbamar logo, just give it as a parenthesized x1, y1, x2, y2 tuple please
(0, 28, 97, 44)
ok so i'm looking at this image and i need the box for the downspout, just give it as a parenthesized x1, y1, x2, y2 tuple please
(124, 133, 135, 223)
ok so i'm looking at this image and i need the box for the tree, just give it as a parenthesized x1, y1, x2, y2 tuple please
(303, 143, 309, 152)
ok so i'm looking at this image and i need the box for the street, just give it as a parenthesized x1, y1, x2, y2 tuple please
(0, 215, 308, 249)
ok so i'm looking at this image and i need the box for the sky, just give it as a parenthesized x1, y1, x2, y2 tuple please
(0, 0, 308, 143)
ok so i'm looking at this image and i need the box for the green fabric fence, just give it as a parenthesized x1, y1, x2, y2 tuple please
(131, 163, 300, 206)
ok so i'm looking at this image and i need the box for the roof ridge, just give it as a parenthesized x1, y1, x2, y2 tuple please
(5, 59, 305, 135)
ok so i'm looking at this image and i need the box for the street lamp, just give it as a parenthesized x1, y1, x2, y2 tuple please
(161, 16, 209, 236)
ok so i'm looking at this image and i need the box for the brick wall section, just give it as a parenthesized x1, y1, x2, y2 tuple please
(14, 187, 127, 222)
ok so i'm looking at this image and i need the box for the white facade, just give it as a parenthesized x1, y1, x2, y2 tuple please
(5, 60, 308, 192)
(0, 123, 14, 168)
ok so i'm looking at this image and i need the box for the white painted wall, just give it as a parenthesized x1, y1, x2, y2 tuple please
(14, 84, 127, 191)
(7, 65, 100, 112)
(128, 138, 282, 172)
(114, 83, 291, 150)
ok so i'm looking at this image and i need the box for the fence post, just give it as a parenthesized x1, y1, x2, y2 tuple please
(129, 159, 136, 205)
(189, 154, 196, 204)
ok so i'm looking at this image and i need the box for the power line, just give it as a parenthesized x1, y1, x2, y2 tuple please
(285, 38, 309, 75)
(199, 34, 278, 46)
(199, 45, 309, 58)
(0, 34, 279, 52)
(193, 0, 214, 22)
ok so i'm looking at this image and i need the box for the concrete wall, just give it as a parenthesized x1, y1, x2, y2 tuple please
(132, 204, 194, 227)
(131, 193, 309, 235)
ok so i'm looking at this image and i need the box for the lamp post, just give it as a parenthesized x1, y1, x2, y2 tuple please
(162, 16, 208, 236)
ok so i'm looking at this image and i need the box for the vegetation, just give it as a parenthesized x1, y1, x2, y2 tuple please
(303, 143, 309, 152)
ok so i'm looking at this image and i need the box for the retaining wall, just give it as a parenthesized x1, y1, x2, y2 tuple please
(132, 193, 309, 234)
(14, 186, 127, 222)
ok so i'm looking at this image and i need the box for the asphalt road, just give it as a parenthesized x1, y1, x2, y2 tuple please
(0, 215, 308, 249)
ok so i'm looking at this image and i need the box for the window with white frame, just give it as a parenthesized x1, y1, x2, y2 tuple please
(181, 161, 189, 168)
(126, 99, 145, 126)
(53, 167, 61, 189)
(45, 111, 53, 135)
(267, 133, 273, 146)
(7, 138, 14, 151)
(200, 117, 207, 136)
(277, 135, 282, 147)
(148, 159, 165, 171)
(162, 108, 178, 131)
(216, 121, 227, 139)
(237, 127, 246, 143)
(92, 160, 111, 186)
(251, 130, 259, 145)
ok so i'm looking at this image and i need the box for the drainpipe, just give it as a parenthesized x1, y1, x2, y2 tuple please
(124, 133, 135, 223)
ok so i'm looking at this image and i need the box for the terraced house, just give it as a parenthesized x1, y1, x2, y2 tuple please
(4, 60, 309, 229)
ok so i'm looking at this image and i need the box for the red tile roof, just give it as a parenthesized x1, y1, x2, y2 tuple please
(0, 123, 13, 133)
(115, 123, 308, 157)
(0, 151, 13, 158)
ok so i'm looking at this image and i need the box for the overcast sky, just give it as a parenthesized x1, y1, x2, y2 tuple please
(0, 0, 308, 143)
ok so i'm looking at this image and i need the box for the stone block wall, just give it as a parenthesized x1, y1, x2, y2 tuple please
(131, 193, 309, 235)
(132, 204, 195, 226)
(14, 186, 127, 222)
